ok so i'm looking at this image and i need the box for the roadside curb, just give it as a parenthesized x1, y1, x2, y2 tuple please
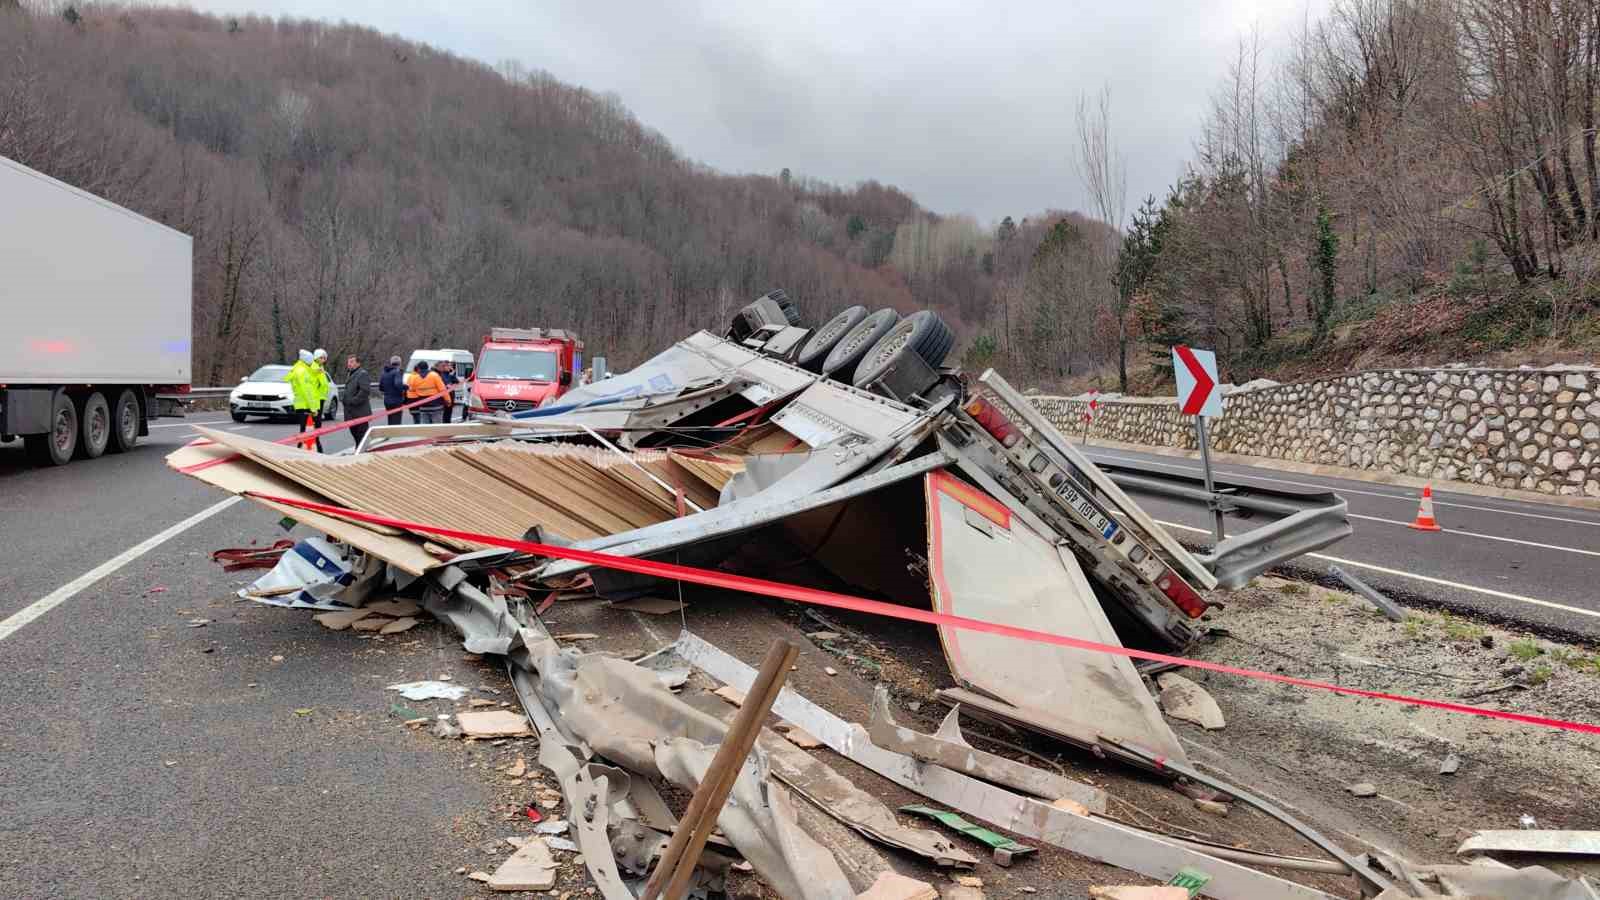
(1076, 436, 1600, 511)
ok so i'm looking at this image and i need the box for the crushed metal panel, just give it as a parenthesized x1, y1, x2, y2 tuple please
(527, 642, 854, 900)
(682, 689, 979, 870)
(770, 380, 924, 448)
(978, 369, 1217, 590)
(924, 470, 1187, 763)
(866, 687, 1107, 812)
(672, 631, 1339, 900)
(538, 441, 951, 580)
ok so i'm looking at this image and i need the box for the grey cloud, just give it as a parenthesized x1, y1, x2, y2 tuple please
(197, 0, 1323, 224)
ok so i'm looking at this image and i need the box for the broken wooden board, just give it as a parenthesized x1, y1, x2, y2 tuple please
(351, 616, 392, 633)
(312, 608, 373, 631)
(457, 710, 533, 738)
(366, 599, 422, 617)
(487, 836, 556, 891)
(379, 616, 420, 635)
(1457, 830, 1600, 857)
(856, 872, 938, 900)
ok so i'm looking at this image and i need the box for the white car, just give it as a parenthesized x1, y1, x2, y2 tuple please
(229, 364, 340, 422)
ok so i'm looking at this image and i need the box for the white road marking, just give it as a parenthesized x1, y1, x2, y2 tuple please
(0, 496, 240, 642)
(1151, 516, 1600, 621)
(1087, 450, 1600, 527)
(146, 418, 234, 429)
(1345, 513, 1600, 559)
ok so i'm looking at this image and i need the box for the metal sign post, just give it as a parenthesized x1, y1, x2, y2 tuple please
(1172, 345, 1226, 544)
(1194, 415, 1225, 544)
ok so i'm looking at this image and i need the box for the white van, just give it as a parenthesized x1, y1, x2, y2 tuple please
(407, 348, 476, 415)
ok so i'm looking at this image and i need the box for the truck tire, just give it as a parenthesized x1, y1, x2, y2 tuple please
(78, 391, 111, 459)
(110, 389, 140, 453)
(25, 393, 77, 466)
(821, 308, 899, 381)
(795, 305, 867, 371)
(851, 310, 955, 388)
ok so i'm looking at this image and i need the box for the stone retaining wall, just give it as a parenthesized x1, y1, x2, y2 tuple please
(1030, 367, 1600, 498)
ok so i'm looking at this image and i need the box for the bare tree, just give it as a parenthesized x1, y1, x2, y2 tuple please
(1072, 85, 1130, 387)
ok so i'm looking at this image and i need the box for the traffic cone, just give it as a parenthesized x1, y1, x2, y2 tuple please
(300, 413, 317, 451)
(1408, 484, 1442, 531)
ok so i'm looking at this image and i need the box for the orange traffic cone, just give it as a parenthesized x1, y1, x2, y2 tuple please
(300, 413, 317, 451)
(1408, 484, 1442, 531)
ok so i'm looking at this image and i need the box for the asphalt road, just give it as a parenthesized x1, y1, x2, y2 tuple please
(1079, 443, 1600, 638)
(0, 410, 532, 900)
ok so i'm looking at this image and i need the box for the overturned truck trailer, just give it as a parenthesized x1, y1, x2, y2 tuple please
(169, 293, 1360, 899)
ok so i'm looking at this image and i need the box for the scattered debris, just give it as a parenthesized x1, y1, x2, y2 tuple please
(900, 806, 1035, 867)
(185, 618, 211, 627)
(469, 698, 499, 708)
(552, 633, 599, 641)
(351, 615, 391, 633)
(1193, 799, 1229, 817)
(1348, 782, 1378, 798)
(387, 681, 469, 701)
(534, 819, 569, 836)
(713, 685, 747, 707)
(856, 871, 938, 900)
(1521, 815, 1540, 829)
(430, 718, 462, 740)
(486, 835, 557, 891)
(465, 871, 491, 883)
(609, 597, 685, 615)
(456, 710, 533, 738)
(806, 631, 841, 642)
(379, 616, 419, 634)
(824, 666, 838, 676)
(1439, 753, 1461, 776)
(775, 722, 823, 749)
(1156, 673, 1226, 730)
(505, 758, 527, 778)
(312, 608, 372, 631)
(953, 875, 983, 888)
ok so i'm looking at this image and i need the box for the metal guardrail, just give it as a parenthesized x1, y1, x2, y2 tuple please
(1092, 461, 1353, 590)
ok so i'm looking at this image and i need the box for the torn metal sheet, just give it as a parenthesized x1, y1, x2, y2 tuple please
(924, 470, 1187, 763)
(422, 573, 520, 655)
(1458, 831, 1600, 858)
(539, 441, 951, 581)
(654, 738, 853, 900)
(672, 630, 1339, 900)
(682, 689, 979, 870)
(527, 640, 854, 900)
(866, 687, 1107, 812)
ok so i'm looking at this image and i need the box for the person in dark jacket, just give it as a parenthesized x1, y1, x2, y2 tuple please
(378, 355, 406, 425)
(436, 360, 464, 422)
(342, 355, 374, 447)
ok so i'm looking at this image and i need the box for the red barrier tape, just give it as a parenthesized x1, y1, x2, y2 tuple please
(177, 392, 444, 474)
(246, 491, 1600, 737)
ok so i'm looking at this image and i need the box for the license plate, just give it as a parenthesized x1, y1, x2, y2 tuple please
(1054, 478, 1117, 540)
(245, 403, 273, 410)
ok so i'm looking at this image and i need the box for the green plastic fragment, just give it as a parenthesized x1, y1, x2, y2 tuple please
(899, 805, 1036, 856)
(278, 516, 297, 532)
(1167, 866, 1212, 897)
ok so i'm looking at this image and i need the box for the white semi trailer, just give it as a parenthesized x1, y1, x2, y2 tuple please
(0, 155, 192, 466)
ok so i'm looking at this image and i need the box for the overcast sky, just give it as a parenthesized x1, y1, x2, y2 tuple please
(196, 0, 1324, 226)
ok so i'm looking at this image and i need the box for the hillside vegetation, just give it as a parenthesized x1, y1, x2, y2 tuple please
(1112, 0, 1600, 391)
(0, 3, 1119, 384)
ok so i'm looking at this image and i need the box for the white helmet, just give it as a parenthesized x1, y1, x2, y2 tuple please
(313, 348, 328, 361)
(298, 349, 313, 363)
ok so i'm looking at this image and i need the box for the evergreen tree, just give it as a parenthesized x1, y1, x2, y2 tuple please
(1310, 201, 1340, 341)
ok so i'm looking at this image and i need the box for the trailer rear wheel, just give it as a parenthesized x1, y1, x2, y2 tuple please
(851, 310, 954, 388)
(821, 308, 899, 381)
(795, 305, 867, 371)
(109, 389, 140, 453)
(25, 393, 77, 466)
(78, 392, 111, 459)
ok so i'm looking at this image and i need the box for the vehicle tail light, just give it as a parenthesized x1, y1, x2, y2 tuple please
(1156, 569, 1210, 618)
(964, 396, 1021, 448)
